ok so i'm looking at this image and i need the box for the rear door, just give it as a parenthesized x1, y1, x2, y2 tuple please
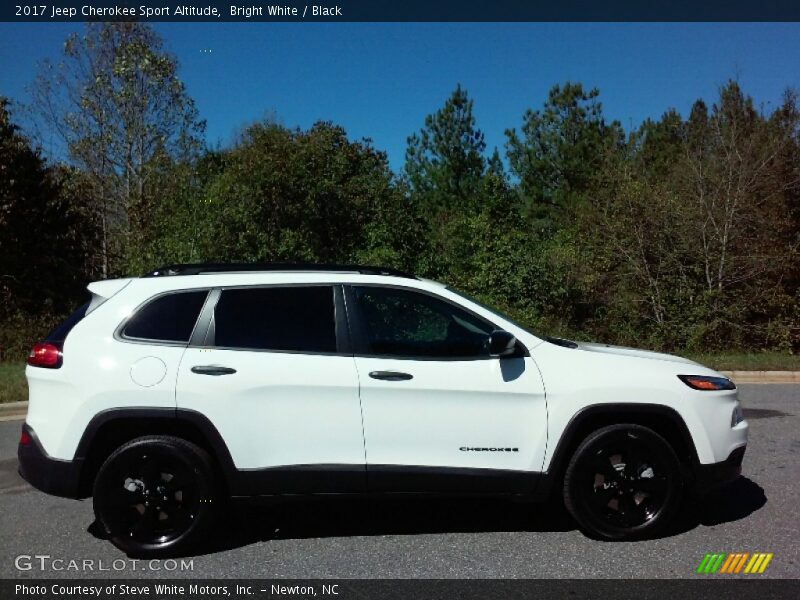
(347, 284, 547, 493)
(176, 284, 366, 493)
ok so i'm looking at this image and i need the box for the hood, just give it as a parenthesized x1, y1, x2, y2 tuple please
(573, 341, 701, 366)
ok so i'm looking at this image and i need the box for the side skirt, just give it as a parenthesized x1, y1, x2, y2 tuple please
(229, 464, 542, 497)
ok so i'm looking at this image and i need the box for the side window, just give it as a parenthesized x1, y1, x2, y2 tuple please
(213, 286, 337, 353)
(351, 286, 494, 358)
(123, 291, 208, 343)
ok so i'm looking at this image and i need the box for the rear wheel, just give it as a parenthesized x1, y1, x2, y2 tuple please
(93, 435, 218, 557)
(563, 424, 683, 540)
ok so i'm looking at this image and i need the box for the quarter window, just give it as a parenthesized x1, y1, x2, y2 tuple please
(213, 286, 337, 353)
(123, 291, 208, 342)
(351, 286, 494, 358)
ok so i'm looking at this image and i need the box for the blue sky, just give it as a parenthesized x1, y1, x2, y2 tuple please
(1, 23, 799, 171)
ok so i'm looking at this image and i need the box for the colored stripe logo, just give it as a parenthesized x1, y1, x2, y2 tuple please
(696, 552, 773, 574)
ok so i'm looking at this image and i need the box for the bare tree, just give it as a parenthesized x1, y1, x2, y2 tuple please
(680, 84, 799, 310)
(30, 22, 204, 276)
(597, 82, 799, 348)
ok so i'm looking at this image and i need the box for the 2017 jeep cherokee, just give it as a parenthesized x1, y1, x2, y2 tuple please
(18, 263, 748, 556)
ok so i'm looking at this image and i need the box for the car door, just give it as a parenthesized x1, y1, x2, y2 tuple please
(176, 284, 366, 493)
(346, 284, 547, 493)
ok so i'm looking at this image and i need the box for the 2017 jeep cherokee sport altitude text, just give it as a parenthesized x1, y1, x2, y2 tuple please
(18, 263, 748, 556)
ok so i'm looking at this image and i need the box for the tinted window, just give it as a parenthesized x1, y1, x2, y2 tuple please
(214, 286, 336, 353)
(47, 301, 90, 343)
(352, 287, 494, 358)
(123, 291, 208, 342)
(446, 285, 540, 338)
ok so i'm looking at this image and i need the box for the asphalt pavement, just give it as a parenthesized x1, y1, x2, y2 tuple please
(0, 384, 797, 579)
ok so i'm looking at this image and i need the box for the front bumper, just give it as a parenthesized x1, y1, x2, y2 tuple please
(18, 423, 84, 499)
(692, 445, 746, 495)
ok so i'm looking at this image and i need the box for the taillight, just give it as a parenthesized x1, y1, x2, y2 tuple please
(27, 342, 62, 368)
(19, 429, 31, 446)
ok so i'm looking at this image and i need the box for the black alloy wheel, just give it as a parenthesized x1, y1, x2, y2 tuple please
(563, 424, 683, 540)
(93, 435, 218, 557)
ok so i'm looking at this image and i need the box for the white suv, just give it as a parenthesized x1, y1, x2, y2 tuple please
(18, 263, 748, 556)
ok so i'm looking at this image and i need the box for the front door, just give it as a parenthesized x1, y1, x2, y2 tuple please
(346, 285, 547, 493)
(176, 284, 366, 493)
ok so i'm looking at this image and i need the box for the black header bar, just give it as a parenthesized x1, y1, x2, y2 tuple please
(4, 1, 800, 23)
(4, 579, 800, 600)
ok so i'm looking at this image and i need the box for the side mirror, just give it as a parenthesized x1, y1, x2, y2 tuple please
(488, 330, 517, 358)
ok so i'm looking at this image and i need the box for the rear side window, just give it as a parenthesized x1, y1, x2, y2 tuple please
(47, 301, 90, 343)
(214, 286, 336, 353)
(123, 291, 208, 343)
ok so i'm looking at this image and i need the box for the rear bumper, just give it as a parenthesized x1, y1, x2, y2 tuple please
(692, 445, 746, 495)
(18, 423, 84, 499)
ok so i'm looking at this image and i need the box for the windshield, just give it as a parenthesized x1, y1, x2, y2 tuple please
(445, 286, 580, 348)
(445, 286, 541, 339)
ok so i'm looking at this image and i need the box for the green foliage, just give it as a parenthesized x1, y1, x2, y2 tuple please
(583, 81, 799, 351)
(405, 85, 487, 214)
(0, 311, 62, 364)
(129, 121, 421, 273)
(4, 23, 799, 362)
(505, 82, 624, 229)
(0, 362, 28, 404)
(31, 22, 205, 277)
(0, 99, 96, 327)
(683, 351, 799, 372)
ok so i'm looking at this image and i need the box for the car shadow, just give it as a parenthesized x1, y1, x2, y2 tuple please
(500, 357, 525, 381)
(742, 408, 791, 420)
(178, 494, 576, 557)
(88, 476, 767, 557)
(668, 476, 767, 537)
(204, 476, 767, 553)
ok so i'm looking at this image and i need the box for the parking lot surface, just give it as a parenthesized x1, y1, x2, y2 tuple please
(1, 384, 797, 579)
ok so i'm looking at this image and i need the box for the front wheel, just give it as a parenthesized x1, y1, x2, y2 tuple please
(93, 435, 219, 557)
(563, 424, 683, 540)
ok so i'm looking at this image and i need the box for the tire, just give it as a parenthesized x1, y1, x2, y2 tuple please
(92, 435, 219, 557)
(563, 424, 683, 540)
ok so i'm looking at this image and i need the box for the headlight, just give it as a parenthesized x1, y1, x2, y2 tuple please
(678, 375, 736, 391)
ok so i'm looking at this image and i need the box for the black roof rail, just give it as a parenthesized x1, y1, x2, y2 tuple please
(142, 262, 416, 279)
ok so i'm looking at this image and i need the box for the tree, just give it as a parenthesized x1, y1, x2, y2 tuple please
(405, 85, 486, 214)
(505, 82, 623, 229)
(678, 82, 799, 346)
(591, 82, 800, 350)
(0, 99, 97, 357)
(630, 109, 684, 182)
(30, 22, 205, 276)
(172, 120, 419, 270)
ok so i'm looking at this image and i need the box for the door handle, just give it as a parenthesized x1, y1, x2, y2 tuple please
(191, 365, 237, 376)
(369, 370, 413, 381)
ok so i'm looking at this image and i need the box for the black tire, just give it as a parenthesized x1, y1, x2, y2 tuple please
(563, 424, 683, 540)
(92, 435, 219, 557)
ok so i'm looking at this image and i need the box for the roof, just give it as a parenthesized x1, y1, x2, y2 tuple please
(142, 262, 416, 280)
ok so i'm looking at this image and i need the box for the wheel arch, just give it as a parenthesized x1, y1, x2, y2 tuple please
(536, 403, 699, 500)
(74, 408, 236, 498)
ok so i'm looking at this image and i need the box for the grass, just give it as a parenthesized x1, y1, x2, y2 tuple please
(0, 351, 795, 404)
(0, 362, 27, 404)
(684, 351, 798, 372)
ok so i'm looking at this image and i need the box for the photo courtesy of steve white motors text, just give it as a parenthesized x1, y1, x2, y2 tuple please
(15, 583, 340, 597)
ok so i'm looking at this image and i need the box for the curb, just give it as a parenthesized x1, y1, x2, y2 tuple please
(0, 401, 27, 420)
(720, 371, 800, 384)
